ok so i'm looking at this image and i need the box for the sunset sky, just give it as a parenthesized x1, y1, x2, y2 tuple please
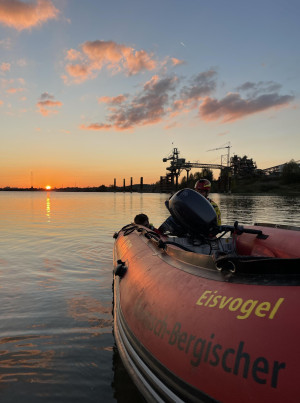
(0, 0, 299, 188)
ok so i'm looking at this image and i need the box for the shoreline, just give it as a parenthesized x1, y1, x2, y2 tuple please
(1, 189, 300, 196)
(1, 178, 300, 196)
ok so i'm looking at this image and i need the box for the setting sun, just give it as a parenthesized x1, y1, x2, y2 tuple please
(45, 185, 52, 190)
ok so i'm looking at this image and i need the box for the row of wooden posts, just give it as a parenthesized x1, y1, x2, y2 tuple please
(113, 177, 144, 191)
(113, 174, 232, 193)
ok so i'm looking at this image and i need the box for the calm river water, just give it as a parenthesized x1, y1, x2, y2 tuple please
(0, 191, 299, 402)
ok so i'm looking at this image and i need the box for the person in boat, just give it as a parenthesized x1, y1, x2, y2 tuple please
(194, 179, 221, 225)
(134, 214, 161, 234)
(134, 213, 151, 227)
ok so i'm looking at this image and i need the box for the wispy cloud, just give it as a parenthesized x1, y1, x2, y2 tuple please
(63, 40, 158, 84)
(98, 95, 129, 105)
(80, 71, 294, 130)
(199, 91, 294, 122)
(218, 131, 230, 136)
(40, 92, 54, 100)
(81, 75, 179, 131)
(80, 123, 113, 131)
(181, 70, 217, 101)
(36, 93, 62, 116)
(17, 58, 28, 67)
(236, 81, 282, 97)
(0, 0, 59, 31)
(1, 77, 26, 94)
(171, 57, 185, 67)
(0, 62, 11, 72)
(0, 38, 12, 49)
(6, 87, 24, 94)
(170, 70, 217, 117)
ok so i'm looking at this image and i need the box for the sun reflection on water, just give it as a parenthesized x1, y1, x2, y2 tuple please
(46, 195, 51, 222)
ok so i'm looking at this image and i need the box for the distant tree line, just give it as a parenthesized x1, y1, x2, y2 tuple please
(175, 159, 300, 194)
(179, 168, 215, 190)
(281, 160, 300, 184)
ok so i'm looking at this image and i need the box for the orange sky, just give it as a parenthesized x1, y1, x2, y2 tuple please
(0, 0, 299, 188)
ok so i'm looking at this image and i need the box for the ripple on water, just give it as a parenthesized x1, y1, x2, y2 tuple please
(0, 191, 299, 402)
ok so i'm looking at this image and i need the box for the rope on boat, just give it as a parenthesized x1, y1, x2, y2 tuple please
(114, 223, 300, 279)
(157, 240, 195, 252)
(114, 223, 215, 253)
(113, 223, 137, 239)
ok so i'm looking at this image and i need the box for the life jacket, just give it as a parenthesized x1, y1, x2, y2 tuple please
(208, 198, 221, 225)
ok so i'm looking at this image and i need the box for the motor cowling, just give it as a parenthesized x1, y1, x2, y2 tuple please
(158, 215, 187, 237)
(167, 188, 218, 237)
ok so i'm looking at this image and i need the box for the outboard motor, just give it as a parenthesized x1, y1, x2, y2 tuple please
(166, 188, 218, 237)
(158, 216, 186, 237)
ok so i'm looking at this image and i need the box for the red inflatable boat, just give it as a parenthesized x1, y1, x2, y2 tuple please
(113, 189, 300, 402)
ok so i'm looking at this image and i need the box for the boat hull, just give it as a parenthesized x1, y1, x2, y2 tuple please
(113, 228, 300, 402)
(235, 225, 300, 258)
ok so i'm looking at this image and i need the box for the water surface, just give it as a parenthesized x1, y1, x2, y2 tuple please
(0, 191, 299, 402)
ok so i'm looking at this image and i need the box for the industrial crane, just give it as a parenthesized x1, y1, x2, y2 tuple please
(162, 147, 225, 188)
(207, 142, 231, 167)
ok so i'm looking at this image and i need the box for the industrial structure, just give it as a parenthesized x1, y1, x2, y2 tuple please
(160, 146, 299, 193)
(160, 147, 232, 192)
(261, 161, 300, 176)
(109, 147, 299, 193)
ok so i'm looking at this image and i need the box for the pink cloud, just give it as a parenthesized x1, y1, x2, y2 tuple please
(0, 62, 11, 72)
(18, 77, 25, 85)
(64, 40, 157, 83)
(125, 49, 156, 75)
(98, 95, 128, 105)
(199, 92, 294, 122)
(81, 75, 178, 131)
(6, 87, 24, 93)
(168, 70, 218, 116)
(82, 40, 125, 64)
(66, 48, 83, 61)
(0, 0, 59, 31)
(171, 57, 185, 66)
(0, 78, 25, 94)
(80, 123, 113, 131)
(0, 100, 3, 106)
(79, 72, 295, 131)
(36, 93, 62, 116)
(65, 64, 90, 78)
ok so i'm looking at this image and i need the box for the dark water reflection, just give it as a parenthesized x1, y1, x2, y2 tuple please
(111, 345, 144, 402)
(215, 193, 300, 227)
(0, 191, 299, 402)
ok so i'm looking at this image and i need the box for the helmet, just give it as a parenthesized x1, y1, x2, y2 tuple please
(194, 179, 211, 193)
